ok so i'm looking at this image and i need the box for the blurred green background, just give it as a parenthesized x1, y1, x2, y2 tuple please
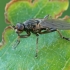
(0, 0, 10, 42)
(0, 0, 70, 42)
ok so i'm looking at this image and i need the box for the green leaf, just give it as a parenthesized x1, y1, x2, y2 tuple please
(0, 0, 70, 70)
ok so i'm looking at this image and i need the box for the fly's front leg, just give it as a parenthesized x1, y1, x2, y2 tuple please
(13, 31, 31, 49)
(12, 36, 20, 49)
(17, 31, 31, 44)
(57, 29, 70, 41)
(18, 31, 31, 38)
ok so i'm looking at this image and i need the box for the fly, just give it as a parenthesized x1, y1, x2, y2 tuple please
(6, 15, 70, 57)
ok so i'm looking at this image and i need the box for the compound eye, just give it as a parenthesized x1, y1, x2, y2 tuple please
(16, 23, 24, 31)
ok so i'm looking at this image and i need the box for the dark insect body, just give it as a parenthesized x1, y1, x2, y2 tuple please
(10, 15, 70, 57)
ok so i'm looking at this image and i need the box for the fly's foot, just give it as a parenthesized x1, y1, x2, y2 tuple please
(12, 40, 20, 49)
(35, 53, 38, 58)
(63, 37, 70, 41)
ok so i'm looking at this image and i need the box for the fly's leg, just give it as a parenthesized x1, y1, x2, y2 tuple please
(13, 32, 31, 49)
(40, 28, 70, 41)
(18, 32, 30, 38)
(35, 28, 56, 57)
(57, 29, 70, 41)
(19, 32, 39, 57)
(44, 28, 70, 41)
(35, 35, 39, 57)
(44, 14, 52, 20)
(39, 28, 56, 34)
(33, 33, 39, 57)
(12, 36, 20, 49)
(44, 15, 50, 19)
(31, 30, 39, 57)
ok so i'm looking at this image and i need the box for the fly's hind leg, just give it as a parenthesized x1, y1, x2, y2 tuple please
(39, 28, 56, 34)
(57, 29, 70, 41)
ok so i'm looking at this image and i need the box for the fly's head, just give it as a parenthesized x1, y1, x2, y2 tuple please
(12, 23, 24, 34)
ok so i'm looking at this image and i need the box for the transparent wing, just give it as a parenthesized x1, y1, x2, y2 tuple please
(40, 19, 70, 30)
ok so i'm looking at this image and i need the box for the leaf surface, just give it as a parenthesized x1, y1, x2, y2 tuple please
(0, 0, 70, 70)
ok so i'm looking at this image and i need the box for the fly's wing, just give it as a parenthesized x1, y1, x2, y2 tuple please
(40, 19, 70, 30)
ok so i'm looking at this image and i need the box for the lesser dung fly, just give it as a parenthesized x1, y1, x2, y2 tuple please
(5, 15, 70, 57)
